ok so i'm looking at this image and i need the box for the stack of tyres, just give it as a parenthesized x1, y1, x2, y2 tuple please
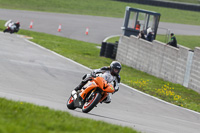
(112, 41, 118, 59)
(100, 42, 107, 56)
(100, 41, 118, 59)
(105, 43, 115, 59)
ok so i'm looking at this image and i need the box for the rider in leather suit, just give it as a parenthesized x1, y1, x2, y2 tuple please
(72, 61, 122, 103)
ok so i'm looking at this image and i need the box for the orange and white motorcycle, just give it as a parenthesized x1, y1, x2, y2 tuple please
(66, 75, 115, 113)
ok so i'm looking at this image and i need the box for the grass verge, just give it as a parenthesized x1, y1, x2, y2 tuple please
(0, 98, 138, 133)
(0, 0, 200, 25)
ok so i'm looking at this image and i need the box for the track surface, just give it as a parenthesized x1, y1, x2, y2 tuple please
(0, 9, 200, 133)
(1, 9, 200, 44)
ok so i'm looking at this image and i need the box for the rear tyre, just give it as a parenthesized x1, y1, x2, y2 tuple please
(66, 96, 76, 110)
(82, 91, 101, 113)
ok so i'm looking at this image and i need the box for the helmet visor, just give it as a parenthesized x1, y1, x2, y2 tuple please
(113, 68, 120, 74)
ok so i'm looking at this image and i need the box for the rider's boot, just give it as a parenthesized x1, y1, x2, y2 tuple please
(71, 82, 85, 99)
(102, 94, 111, 104)
(71, 90, 77, 100)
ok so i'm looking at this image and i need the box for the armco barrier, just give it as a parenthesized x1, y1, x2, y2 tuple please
(115, 0, 200, 12)
(116, 35, 200, 93)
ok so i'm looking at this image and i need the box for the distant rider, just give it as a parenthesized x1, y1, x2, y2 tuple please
(3, 20, 20, 33)
(72, 61, 122, 103)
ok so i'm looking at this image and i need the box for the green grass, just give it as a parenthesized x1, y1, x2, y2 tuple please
(0, 98, 138, 133)
(0, 0, 200, 25)
(106, 36, 121, 43)
(0, 20, 5, 31)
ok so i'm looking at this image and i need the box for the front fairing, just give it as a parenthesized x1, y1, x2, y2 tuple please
(80, 81, 98, 100)
(79, 77, 115, 100)
(103, 83, 115, 93)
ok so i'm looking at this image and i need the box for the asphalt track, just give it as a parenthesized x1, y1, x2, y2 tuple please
(1, 9, 200, 44)
(1, 32, 200, 133)
(0, 9, 200, 133)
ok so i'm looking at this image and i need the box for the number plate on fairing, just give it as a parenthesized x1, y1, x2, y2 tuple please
(83, 81, 96, 88)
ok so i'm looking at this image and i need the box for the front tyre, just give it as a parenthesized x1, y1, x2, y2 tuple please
(3, 29, 9, 33)
(82, 91, 101, 113)
(66, 96, 76, 110)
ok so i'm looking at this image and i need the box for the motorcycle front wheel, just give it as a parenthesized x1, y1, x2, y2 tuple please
(82, 91, 101, 113)
(66, 96, 76, 110)
(3, 29, 9, 33)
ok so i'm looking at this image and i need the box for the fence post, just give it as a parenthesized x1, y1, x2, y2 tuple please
(183, 51, 194, 87)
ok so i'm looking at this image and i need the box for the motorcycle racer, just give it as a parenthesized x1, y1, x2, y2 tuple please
(72, 61, 122, 103)
(3, 20, 20, 34)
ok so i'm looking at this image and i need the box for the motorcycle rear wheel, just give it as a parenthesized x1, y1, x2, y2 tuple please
(82, 91, 101, 113)
(66, 96, 76, 110)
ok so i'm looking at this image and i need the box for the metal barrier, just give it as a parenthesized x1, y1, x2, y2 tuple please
(115, 0, 200, 12)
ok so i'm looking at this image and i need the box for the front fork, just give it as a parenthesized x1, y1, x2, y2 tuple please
(85, 88, 97, 102)
(99, 92, 108, 103)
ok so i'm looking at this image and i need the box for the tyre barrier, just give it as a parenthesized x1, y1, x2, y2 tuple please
(100, 41, 118, 59)
(100, 42, 107, 56)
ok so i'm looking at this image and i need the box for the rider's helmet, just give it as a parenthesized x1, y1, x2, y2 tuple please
(110, 61, 121, 76)
(16, 22, 20, 25)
